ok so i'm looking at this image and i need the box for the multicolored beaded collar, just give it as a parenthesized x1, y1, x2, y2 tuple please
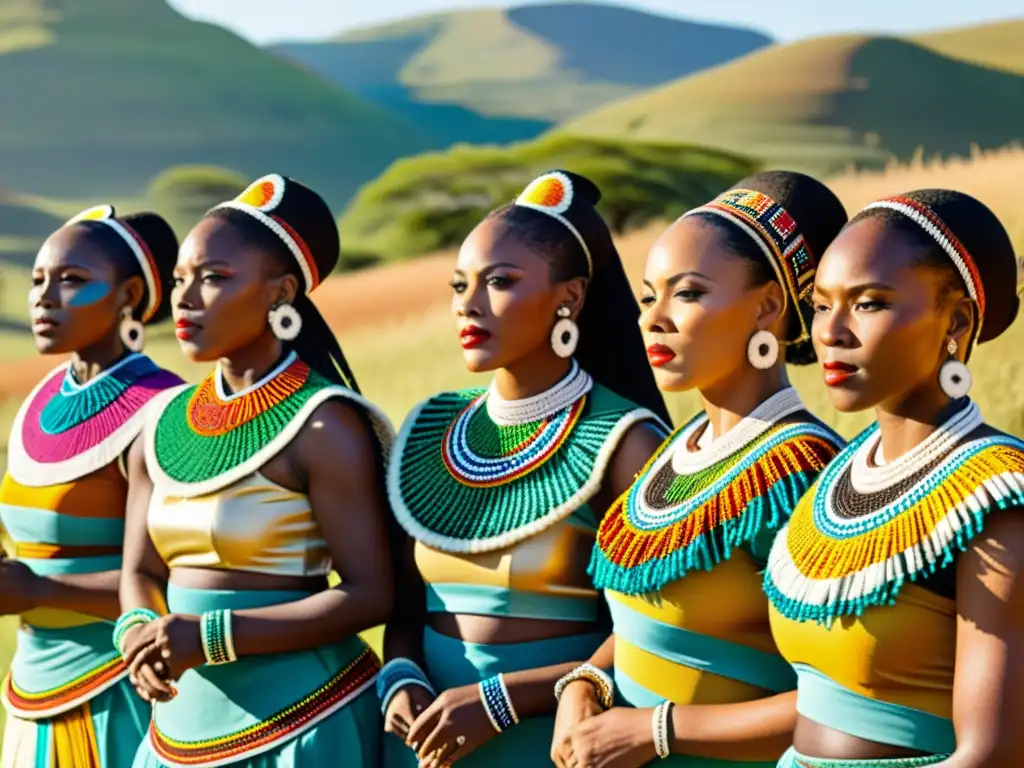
(6, 354, 182, 486)
(389, 383, 663, 554)
(145, 351, 394, 498)
(591, 390, 842, 595)
(765, 405, 1024, 625)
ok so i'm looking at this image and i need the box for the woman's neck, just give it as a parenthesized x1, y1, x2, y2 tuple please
(875, 386, 962, 463)
(699, 365, 791, 440)
(218, 337, 287, 395)
(492, 354, 572, 401)
(70, 339, 131, 384)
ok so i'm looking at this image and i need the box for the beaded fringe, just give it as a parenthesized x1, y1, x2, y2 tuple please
(766, 438, 1024, 625)
(591, 427, 840, 595)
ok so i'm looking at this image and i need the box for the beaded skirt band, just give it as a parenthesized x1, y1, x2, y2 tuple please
(777, 748, 947, 768)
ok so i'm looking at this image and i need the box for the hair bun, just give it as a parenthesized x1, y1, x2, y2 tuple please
(558, 170, 602, 206)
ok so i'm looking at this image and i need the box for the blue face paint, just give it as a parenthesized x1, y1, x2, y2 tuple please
(67, 280, 111, 307)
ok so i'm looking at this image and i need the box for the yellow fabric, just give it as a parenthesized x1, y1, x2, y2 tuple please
(769, 583, 955, 718)
(148, 472, 330, 577)
(414, 517, 597, 600)
(0, 468, 126, 520)
(0, 702, 101, 768)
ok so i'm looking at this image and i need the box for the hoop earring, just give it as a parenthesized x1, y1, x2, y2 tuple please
(550, 305, 579, 358)
(939, 338, 971, 399)
(747, 330, 778, 369)
(269, 303, 302, 341)
(119, 306, 144, 352)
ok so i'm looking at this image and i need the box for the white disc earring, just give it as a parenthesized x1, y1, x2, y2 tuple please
(939, 338, 971, 399)
(747, 330, 778, 369)
(119, 306, 145, 352)
(550, 305, 579, 358)
(269, 303, 302, 341)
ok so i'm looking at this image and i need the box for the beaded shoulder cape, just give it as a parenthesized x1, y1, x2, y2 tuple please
(765, 414, 1024, 626)
(388, 383, 662, 554)
(145, 352, 395, 498)
(6, 354, 183, 487)
(590, 409, 843, 596)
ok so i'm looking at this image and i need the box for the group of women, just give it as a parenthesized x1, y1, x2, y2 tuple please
(0, 164, 1020, 768)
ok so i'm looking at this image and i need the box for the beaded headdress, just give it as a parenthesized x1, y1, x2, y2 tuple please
(64, 205, 162, 322)
(210, 174, 328, 294)
(515, 171, 593, 277)
(681, 189, 817, 343)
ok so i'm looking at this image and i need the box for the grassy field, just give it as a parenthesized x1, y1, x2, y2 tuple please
(558, 26, 1024, 178)
(2, 146, 1024, 739)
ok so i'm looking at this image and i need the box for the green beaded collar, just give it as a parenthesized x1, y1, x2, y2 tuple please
(388, 383, 662, 553)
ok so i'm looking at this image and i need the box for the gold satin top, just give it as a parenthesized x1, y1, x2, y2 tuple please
(148, 472, 331, 577)
(769, 583, 956, 718)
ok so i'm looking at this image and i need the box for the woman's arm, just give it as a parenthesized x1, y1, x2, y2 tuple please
(382, 527, 428, 666)
(20, 570, 123, 621)
(933, 511, 1024, 768)
(226, 400, 395, 656)
(666, 691, 797, 757)
(120, 436, 170, 615)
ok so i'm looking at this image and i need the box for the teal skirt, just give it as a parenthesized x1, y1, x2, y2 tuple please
(132, 586, 381, 768)
(777, 747, 948, 767)
(384, 627, 604, 768)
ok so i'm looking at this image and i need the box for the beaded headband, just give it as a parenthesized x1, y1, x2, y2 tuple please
(65, 205, 162, 322)
(210, 174, 321, 293)
(515, 172, 593, 278)
(682, 189, 816, 343)
(860, 196, 986, 322)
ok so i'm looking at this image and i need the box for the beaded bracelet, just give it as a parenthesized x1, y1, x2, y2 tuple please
(199, 610, 237, 665)
(553, 663, 615, 710)
(652, 701, 673, 759)
(376, 658, 437, 715)
(479, 674, 519, 733)
(112, 608, 160, 655)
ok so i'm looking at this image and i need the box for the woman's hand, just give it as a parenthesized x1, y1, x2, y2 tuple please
(406, 684, 500, 766)
(123, 614, 204, 701)
(551, 680, 606, 767)
(0, 559, 41, 615)
(564, 707, 658, 768)
(385, 684, 437, 744)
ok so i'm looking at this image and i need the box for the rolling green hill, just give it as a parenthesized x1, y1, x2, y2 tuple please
(915, 18, 1024, 75)
(557, 31, 1024, 177)
(0, 0, 428, 204)
(271, 3, 772, 147)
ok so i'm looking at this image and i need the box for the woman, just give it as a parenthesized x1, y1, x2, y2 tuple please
(380, 170, 671, 767)
(766, 190, 1024, 767)
(116, 174, 396, 767)
(553, 172, 850, 767)
(0, 205, 182, 766)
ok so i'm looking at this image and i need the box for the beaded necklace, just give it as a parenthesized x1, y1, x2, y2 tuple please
(591, 389, 843, 596)
(389, 379, 662, 554)
(765, 402, 1024, 625)
(7, 354, 182, 486)
(146, 351, 394, 498)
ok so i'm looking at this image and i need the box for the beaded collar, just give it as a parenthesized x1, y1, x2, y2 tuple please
(145, 352, 394, 498)
(6, 354, 182, 486)
(389, 381, 663, 554)
(765, 402, 1024, 625)
(591, 389, 843, 595)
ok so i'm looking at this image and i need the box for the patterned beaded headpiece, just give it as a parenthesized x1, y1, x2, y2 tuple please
(682, 189, 817, 343)
(860, 196, 986, 323)
(65, 205, 162, 322)
(515, 171, 593, 278)
(210, 174, 323, 294)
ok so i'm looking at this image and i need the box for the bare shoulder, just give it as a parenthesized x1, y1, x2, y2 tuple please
(292, 397, 380, 471)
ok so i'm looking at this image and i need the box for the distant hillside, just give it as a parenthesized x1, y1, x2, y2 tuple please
(0, 0, 428, 204)
(915, 18, 1024, 75)
(558, 33, 1024, 177)
(271, 2, 771, 147)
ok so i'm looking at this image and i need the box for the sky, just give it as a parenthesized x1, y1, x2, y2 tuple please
(168, 0, 1022, 44)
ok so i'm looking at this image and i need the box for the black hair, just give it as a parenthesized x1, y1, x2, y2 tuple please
(489, 171, 671, 426)
(691, 171, 849, 366)
(75, 212, 178, 325)
(205, 205, 362, 393)
(851, 189, 1019, 346)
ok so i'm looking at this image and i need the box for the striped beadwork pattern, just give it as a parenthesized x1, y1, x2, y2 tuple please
(391, 385, 658, 553)
(441, 393, 585, 487)
(591, 414, 843, 595)
(479, 674, 518, 732)
(148, 647, 380, 765)
(765, 426, 1024, 625)
(1, 657, 125, 717)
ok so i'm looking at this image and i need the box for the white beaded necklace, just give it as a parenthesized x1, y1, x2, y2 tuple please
(849, 400, 982, 493)
(671, 387, 806, 474)
(485, 360, 593, 426)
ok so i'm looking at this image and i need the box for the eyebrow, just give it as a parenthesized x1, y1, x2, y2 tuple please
(643, 271, 716, 289)
(453, 262, 522, 277)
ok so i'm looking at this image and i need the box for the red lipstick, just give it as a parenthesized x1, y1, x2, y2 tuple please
(175, 318, 200, 341)
(460, 325, 490, 350)
(822, 361, 858, 386)
(647, 344, 676, 367)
